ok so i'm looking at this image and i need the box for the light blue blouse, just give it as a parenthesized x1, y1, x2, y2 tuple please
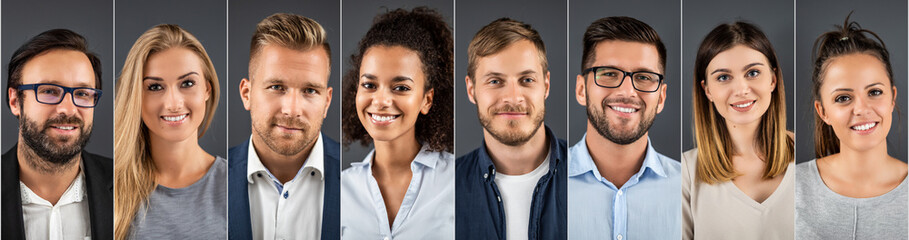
(340, 143, 455, 240)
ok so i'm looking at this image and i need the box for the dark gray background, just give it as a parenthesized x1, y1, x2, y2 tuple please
(455, 0, 567, 157)
(341, 0, 453, 169)
(569, 0, 682, 160)
(115, 0, 227, 158)
(2, 0, 114, 158)
(226, 0, 341, 149)
(681, 0, 795, 153)
(795, 1, 907, 162)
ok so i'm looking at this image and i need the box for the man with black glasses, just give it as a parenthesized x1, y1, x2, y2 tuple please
(1, 29, 112, 240)
(568, 17, 680, 240)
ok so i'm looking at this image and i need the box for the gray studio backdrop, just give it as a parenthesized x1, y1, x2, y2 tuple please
(795, 1, 907, 163)
(455, 0, 567, 157)
(1, 0, 113, 158)
(681, 0, 795, 153)
(115, 0, 227, 157)
(569, 0, 682, 160)
(341, 0, 453, 169)
(226, 0, 341, 149)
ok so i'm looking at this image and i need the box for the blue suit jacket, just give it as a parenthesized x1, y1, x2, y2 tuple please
(228, 134, 341, 240)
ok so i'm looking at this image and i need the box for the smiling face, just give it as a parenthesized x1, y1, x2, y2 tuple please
(141, 47, 210, 143)
(815, 53, 895, 152)
(242, 45, 332, 156)
(702, 45, 777, 126)
(9, 49, 96, 164)
(468, 40, 549, 146)
(576, 40, 666, 145)
(355, 45, 433, 143)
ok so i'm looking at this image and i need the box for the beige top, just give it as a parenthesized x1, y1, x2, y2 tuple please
(682, 149, 795, 240)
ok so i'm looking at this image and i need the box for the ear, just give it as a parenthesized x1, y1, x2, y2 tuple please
(656, 83, 667, 114)
(892, 85, 898, 107)
(575, 74, 587, 106)
(465, 76, 477, 104)
(770, 68, 778, 91)
(323, 86, 333, 119)
(700, 80, 712, 102)
(204, 78, 212, 101)
(421, 88, 434, 114)
(8, 88, 20, 117)
(543, 71, 551, 99)
(814, 100, 829, 125)
(239, 78, 252, 111)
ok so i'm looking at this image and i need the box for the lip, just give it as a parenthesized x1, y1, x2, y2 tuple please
(495, 112, 527, 120)
(48, 124, 79, 134)
(730, 100, 756, 112)
(276, 124, 304, 133)
(160, 113, 189, 126)
(850, 121, 878, 135)
(607, 104, 640, 117)
(368, 113, 400, 126)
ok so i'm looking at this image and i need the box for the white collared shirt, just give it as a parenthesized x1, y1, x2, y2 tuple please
(247, 134, 325, 240)
(20, 167, 91, 240)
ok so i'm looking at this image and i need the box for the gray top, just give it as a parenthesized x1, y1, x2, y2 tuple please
(795, 160, 908, 240)
(129, 156, 227, 240)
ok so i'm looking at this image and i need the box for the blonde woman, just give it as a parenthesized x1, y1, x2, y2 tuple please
(796, 15, 907, 239)
(113, 24, 224, 239)
(682, 21, 795, 240)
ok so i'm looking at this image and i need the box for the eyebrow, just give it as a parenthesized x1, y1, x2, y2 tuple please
(710, 62, 765, 76)
(36, 80, 94, 88)
(600, 65, 658, 73)
(830, 82, 886, 94)
(143, 71, 199, 81)
(360, 73, 413, 83)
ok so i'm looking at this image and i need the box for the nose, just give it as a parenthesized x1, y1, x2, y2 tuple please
(164, 88, 185, 112)
(852, 95, 872, 116)
(280, 91, 303, 117)
(614, 74, 639, 97)
(501, 80, 526, 104)
(54, 92, 79, 116)
(734, 79, 753, 96)
(370, 88, 392, 109)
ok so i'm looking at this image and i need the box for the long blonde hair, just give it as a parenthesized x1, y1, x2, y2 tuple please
(692, 22, 793, 184)
(113, 24, 220, 239)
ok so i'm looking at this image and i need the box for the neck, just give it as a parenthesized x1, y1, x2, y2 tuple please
(148, 133, 212, 181)
(16, 142, 82, 206)
(585, 121, 648, 188)
(830, 142, 892, 178)
(725, 120, 761, 158)
(485, 124, 548, 175)
(372, 133, 422, 176)
(251, 134, 318, 183)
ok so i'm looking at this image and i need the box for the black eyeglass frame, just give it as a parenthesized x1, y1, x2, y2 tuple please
(17, 83, 103, 108)
(582, 66, 664, 93)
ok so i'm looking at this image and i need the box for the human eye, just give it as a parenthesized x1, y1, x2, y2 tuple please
(181, 80, 196, 88)
(746, 69, 760, 78)
(834, 94, 851, 103)
(147, 83, 163, 91)
(393, 85, 412, 92)
(869, 89, 883, 97)
(716, 74, 730, 82)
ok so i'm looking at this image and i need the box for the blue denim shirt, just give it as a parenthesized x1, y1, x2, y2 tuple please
(340, 143, 455, 240)
(455, 126, 567, 240)
(568, 135, 681, 240)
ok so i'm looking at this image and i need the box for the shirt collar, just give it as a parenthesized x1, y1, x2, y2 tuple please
(351, 142, 439, 169)
(568, 134, 668, 179)
(20, 166, 86, 206)
(476, 125, 562, 182)
(246, 133, 325, 184)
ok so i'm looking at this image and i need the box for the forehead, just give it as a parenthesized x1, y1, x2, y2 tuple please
(706, 45, 769, 73)
(20, 49, 95, 87)
(591, 40, 660, 72)
(143, 47, 204, 79)
(252, 45, 330, 85)
(360, 45, 424, 79)
(475, 40, 544, 75)
(821, 53, 890, 88)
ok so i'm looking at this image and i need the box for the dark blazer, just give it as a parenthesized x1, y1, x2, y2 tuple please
(1, 145, 114, 240)
(228, 133, 341, 240)
(455, 126, 568, 240)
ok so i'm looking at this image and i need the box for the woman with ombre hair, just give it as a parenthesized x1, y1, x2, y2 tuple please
(795, 14, 907, 239)
(113, 24, 224, 239)
(682, 21, 794, 240)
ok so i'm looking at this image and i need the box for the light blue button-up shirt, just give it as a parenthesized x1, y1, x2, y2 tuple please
(568, 135, 681, 240)
(340, 143, 455, 240)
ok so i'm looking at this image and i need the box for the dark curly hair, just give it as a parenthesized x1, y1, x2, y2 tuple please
(341, 7, 454, 153)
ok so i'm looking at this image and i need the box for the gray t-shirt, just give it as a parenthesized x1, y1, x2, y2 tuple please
(796, 159, 908, 240)
(129, 156, 227, 239)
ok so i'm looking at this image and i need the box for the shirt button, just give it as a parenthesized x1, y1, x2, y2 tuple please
(383, 237, 390, 240)
(257, 173, 263, 177)
(483, 173, 488, 179)
(311, 171, 315, 176)
(617, 190, 623, 196)
(283, 192, 289, 199)
(497, 196, 501, 202)
(617, 234, 623, 240)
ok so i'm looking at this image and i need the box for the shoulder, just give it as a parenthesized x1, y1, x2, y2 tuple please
(82, 151, 113, 177)
(681, 148, 699, 172)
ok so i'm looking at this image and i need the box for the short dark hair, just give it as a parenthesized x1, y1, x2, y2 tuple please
(467, 18, 547, 80)
(341, 7, 454, 152)
(6, 29, 102, 109)
(581, 16, 666, 72)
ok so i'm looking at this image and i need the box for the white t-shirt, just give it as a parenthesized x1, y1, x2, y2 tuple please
(494, 153, 550, 240)
(21, 168, 90, 240)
